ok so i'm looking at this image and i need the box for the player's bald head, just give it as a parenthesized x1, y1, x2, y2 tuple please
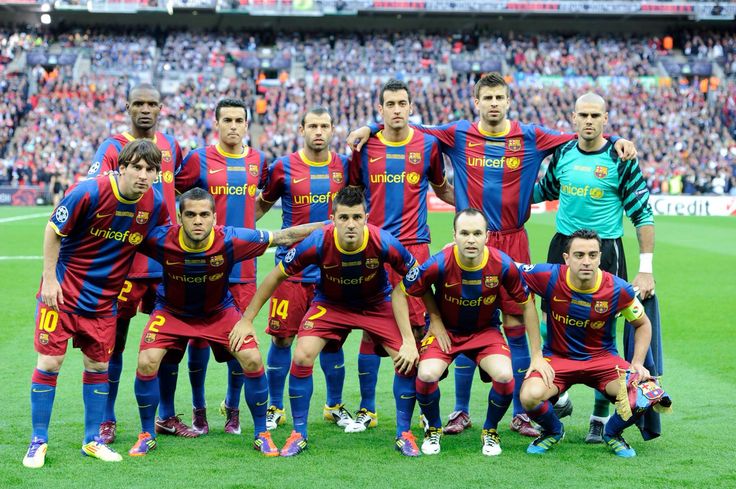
(128, 83, 160, 103)
(574, 92, 606, 112)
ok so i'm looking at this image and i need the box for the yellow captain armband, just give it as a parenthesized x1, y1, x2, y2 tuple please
(621, 297, 645, 322)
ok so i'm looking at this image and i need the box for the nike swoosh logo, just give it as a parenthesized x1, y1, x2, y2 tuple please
(266, 366, 282, 371)
(334, 364, 345, 369)
(369, 156, 383, 163)
(357, 372, 370, 376)
(444, 282, 460, 288)
(552, 296, 568, 303)
(490, 400, 504, 408)
(209, 168, 225, 174)
(324, 264, 339, 269)
(400, 394, 415, 400)
(157, 424, 177, 433)
(517, 368, 528, 374)
(96, 213, 112, 219)
(468, 142, 484, 147)
(502, 345, 509, 351)
(32, 388, 53, 393)
(93, 390, 109, 396)
(256, 401, 268, 406)
(288, 395, 303, 399)
(293, 177, 308, 184)
(166, 260, 183, 265)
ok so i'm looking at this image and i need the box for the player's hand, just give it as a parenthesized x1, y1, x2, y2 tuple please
(228, 318, 259, 351)
(40, 276, 64, 311)
(427, 321, 451, 354)
(526, 355, 555, 388)
(393, 341, 419, 375)
(630, 362, 651, 381)
(346, 126, 371, 151)
(632, 272, 655, 300)
(613, 138, 637, 161)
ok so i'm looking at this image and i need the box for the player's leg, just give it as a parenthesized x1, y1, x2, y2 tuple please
(478, 352, 514, 456)
(415, 358, 448, 455)
(129, 347, 168, 457)
(503, 313, 539, 437)
(446, 353, 475, 434)
(356, 331, 381, 424)
(80, 353, 121, 462)
(280, 335, 328, 457)
(24, 353, 64, 469)
(382, 344, 420, 457)
(100, 311, 130, 444)
(520, 376, 565, 454)
(187, 338, 210, 434)
(266, 335, 293, 430)
(221, 284, 254, 428)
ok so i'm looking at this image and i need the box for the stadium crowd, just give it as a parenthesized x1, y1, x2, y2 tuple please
(0, 28, 734, 195)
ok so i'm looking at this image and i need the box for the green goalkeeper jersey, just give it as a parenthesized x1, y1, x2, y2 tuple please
(533, 140, 653, 239)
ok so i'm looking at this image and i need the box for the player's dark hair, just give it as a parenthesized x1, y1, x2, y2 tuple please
(332, 186, 366, 213)
(128, 83, 160, 102)
(380, 78, 411, 105)
(474, 72, 510, 99)
(216, 98, 248, 121)
(300, 106, 333, 127)
(118, 139, 161, 172)
(179, 187, 216, 213)
(453, 207, 488, 230)
(565, 229, 602, 252)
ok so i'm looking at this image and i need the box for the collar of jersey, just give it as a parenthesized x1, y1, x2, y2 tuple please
(299, 149, 331, 167)
(376, 128, 413, 147)
(334, 226, 369, 255)
(123, 132, 158, 144)
(566, 268, 602, 294)
(216, 143, 249, 159)
(453, 245, 488, 271)
(178, 227, 215, 253)
(110, 174, 143, 204)
(477, 120, 510, 138)
(577, 140, 611, 156)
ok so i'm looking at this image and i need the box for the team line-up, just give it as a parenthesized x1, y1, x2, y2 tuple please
(22, 73, 672, 468)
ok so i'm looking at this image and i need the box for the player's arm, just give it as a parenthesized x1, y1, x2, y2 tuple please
(391, 283, 420, 375)
(40, 223, 64, 311)
(520, 297, 554, 387)
(229, 266, 289, 351)
(255, 194, 276, 221)
(532, 145, 564, 204)
(269, 221, 326, 247)
(431, 180, 454, 206)
(390, 286, 418, 363)
(420, 290, 451, 354)
(621, 298, 652, 379)
(256, 159, 283, 220)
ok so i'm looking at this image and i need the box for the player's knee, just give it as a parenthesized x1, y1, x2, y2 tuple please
(237, 349, 263, 373)
(416, 365, 441, 383)
(137, 351, 161, 376)
(493, 369, 513, 384)
(84, 359, 109, 373)
(36, 354, 64, 373)
(520, 381, 544, 410)
(273, 336, 294, 348)
(292, 348, 317, 367)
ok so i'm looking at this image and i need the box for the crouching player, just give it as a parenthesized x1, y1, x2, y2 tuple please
(519, 229, 659, 458)
(128, 188, 322, 457)
(235, 187, 421, 457)
(396, 208, 545, 456)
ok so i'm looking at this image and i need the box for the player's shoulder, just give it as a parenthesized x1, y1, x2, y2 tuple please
(156, 131, 178, 148)
(519, 262, 558, 275)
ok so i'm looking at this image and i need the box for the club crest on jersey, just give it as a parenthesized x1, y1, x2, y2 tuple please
(594, 301, 609, 313)
(135, 211, 150, 225)
(332, 171, 343, 184)
(594, 165, 608, 178)
(408, 152, 422, 165)
(144, 332, 157, 343)
(484, 275, 499, 288)
(506, 157, 521, 170)
(248, 164, 260, 176)
(210, 254, 224, 267)
(506, 138, 522, 151)
(366, 258, 379, 269)
(269, 320, 281, 330)
(38, 333, 49, 345)
(161, 150, 172, 162)
(302, 320, 314, 330)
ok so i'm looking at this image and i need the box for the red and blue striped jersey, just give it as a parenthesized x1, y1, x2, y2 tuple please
(279, 223, 416, 307)
(177, 144, 268, 284)
(88, 131, 186, 279)
(260, 150, 349, 283)
(402, 245, 528, 334)
(140, 224, 272, 318)
(41, 175, 169, 317)
(413, 121, 574, 231)
(349, 128, 445, 245)
(520, 263, 638, 361)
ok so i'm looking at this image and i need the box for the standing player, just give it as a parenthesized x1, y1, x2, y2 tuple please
(174, 98, 269, 435)
(519, 229, 657, 458)
(397, 208, 545, 456)
(23, 140, 167, 468)
(533, 92, 655, 443)
(348, 73, 636, 436)
(88, 83, 193, 442)
(127, 188, 322, 457)
(255, 107, 353, 431)
(235, 187, 421, 457)
(347, 79, 454, 432)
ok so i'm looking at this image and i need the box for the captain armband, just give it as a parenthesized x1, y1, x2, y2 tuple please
(620, 297, 645, 322)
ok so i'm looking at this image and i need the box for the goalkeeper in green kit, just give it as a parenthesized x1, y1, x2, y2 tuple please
(533, 92, 656, 443)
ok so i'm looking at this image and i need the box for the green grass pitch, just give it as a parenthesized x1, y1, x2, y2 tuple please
(0, 207, 734, 488)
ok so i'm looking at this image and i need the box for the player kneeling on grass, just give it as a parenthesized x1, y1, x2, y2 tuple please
(519, 229, 670, 458)
(127, 188, 322, 457)
(396, 208, 544, 456)
(236, 187, 422, 457)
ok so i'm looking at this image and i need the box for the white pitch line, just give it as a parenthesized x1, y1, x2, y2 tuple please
(0, 212, 49, 224)
(0, 256, 43, 260)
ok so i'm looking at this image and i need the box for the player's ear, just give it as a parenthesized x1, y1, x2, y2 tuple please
(562, 252, 570, 265)
(176, 211, 183, 225)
